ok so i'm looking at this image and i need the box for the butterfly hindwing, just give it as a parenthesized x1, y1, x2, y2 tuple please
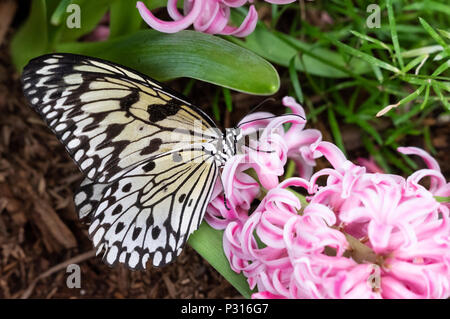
(87, 148, 218, 269)
(74, 177, 111, 220)
(21, 53, 220, 183)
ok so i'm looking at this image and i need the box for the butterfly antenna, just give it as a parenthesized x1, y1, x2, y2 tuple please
(237, 113, 306, 128)
(246, 145, 276, 153)
(224, 194, 231, 211)
(246, 97, 277, 115)
(236, 98, 306, 128)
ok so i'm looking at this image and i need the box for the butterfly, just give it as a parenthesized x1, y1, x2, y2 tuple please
(21, 53, 244, 270)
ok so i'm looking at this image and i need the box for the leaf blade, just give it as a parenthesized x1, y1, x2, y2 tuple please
(188, 222, 254, 298)
(11, 0, 48, 71)
(55, 30, 280, 95)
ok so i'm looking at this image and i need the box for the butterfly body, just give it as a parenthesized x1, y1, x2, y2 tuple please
(21, 53, 241, 269)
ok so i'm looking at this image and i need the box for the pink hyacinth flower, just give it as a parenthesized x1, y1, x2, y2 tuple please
(397, 147, 450, 207)
(356, 157, 385, 174)
(136, 0, 296, 37)
(207, 112, 450, 299)
(301, 142, 450, 298)
(206, 96, 321, 230)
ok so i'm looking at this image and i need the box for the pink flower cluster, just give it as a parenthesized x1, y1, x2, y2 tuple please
(137, 0, 296, 37)
(206, 96, 450, 299)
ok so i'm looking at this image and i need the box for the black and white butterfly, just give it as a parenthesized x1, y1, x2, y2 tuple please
(21, 53, 244, 269)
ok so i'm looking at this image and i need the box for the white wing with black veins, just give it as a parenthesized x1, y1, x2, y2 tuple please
(21, 54, 219, 182)
(22, 54, 222, 269)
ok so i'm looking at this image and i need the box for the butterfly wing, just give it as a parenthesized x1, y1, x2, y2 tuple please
(22, 54, 223, 269)
(78, 148, 217, 269)
(21, 53, 220, 183)
(74, 177, 110, 220)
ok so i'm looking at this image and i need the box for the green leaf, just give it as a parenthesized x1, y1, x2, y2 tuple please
(188, 222, 254, 299)
(228, 24, 371, 78)
(432, 60, 450, 77)
(11, 0, 48, 71)
(362, 135, 391, 174)
(401, 45, 443, 58)
(350, 30, 393, 53)
(182, 78, 196, 96)
(142, 0, 173, 10)
(435, 196, 450, 203)
(404, 1, 450, 15)
(385, 123, 421, 146)
(379, 83, 427, 117)
(56, 30, 280, 95)
(371, 63, 384, 83)
(431, 80, 450, 111)
(419, 17, 449, 53)
(420, 82, 431, 110)
(288, 55, 304, 103)
(353, 118, 383, 145)
(212, 89, 221, 121)
(284, 159, 297, 180)
(327, 107, 347, 156)
(438, 29, 450, 40)
(279, 32, 372, 75)
(326, 36, 401, 74)
(393, 96, 428, 126)
(222, 88, 233, 112)
(382, 148, 414, 175)
(423, 125, 437, 155)
(386, 0, 404, 69)
(58, 0, 116, 43)
(50, 0, 72, 26)
(287, 188, 308, 209)
(109, 0, 143, 38)
(403, 54, 429, 73)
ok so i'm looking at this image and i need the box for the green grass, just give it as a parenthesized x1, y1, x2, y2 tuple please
(243, 0, 449, 173)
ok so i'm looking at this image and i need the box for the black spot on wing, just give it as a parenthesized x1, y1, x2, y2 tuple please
(112, 204, 123, 216)
(132, 227, 142, 241)
(120, 88, 140, 112)
(140, 138, 162, 156)
(146, 214, 154, 228)
(121, 183, 132, 192)
(147, 103, 179, 122)
(152, 226, 161, 240)
(115, 222, 125, 234)
(142, 161, 155, 172)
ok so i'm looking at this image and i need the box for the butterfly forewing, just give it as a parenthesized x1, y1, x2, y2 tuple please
(21, 54, 219, 183)
(22, 54, 223, 269)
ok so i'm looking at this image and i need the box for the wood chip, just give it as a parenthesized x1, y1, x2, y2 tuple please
(31, 201, 77, 251)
